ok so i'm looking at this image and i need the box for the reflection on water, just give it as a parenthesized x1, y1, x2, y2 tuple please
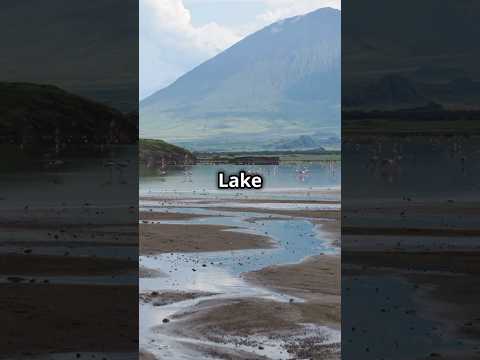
(344, 135, 480, 201)
(0, 146, 138, 206)
(140, 163, 340, 200)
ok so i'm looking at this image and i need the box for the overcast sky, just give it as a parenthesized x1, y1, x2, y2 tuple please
(139, 0, 341, 100)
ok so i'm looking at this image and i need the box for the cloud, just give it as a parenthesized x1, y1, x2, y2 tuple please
(140, 0, 240, 99)
(140, 0, 341, 99)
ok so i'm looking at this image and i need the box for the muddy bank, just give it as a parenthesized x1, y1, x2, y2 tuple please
(343, 250, 480, 359)
(140, 291, 217, 306)
(343, 251, 480, 275)
(139, 196, 341, 359)
(139, 189, 340, 204)
(0, 254, 136, 276)
(166, 297, 340, 359)
(0, 284, 137, 355)
(140, 350, 157, 360)
(198, 207, 340, 220)
(410, 272, 480, 346)
(1, 224, 137, 248)
(314, 219, 341, 247)
(343, 226, 480, 237)
(140, 266, 165, 279)
(141, 198, 339, 205)
(140, 211, 211, 221)
(140, 223, 275, 255)
(244, 255, 340, 305)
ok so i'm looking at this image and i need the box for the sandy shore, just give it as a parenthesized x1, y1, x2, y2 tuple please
(244, 255, 340, 305)
(140, 211, 211, 221)
(141, 198, 339, 205)
(343, 250, 480, 274)
(343, 248, 480, 358)
(140, 350, 157, 360)
(140, 192, 341, 359)
(198, 206, 340, 220)
(140, 291, 217, 306)
(343, 226, 480, 237)
(166, 296, 339, 359)
(0, 254, 136, 276)
(154, 223, 341, 359)
(140, 223, 274, 255)
(1, 283, 137, 356)
(140, 266, 165, 278)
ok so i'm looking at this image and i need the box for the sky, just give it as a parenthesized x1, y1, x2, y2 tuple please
(139, 0, 341, 100)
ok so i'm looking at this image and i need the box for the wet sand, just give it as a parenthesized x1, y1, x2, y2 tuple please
(342, 197, 480, 358)
(140, 188, 340, 203)
(166, 296, 339, 359)
(343, 226, 480, 237)
(140, 211, 211, 221)
(140, 266, 165, 278)
(0, 283, 137, 356)
(141, 198, 339, 205)
(0, 202, 139, 357)
(198, 206, 340, 220)
(244, 255, 340, 305)
(140, 192, 341, 359)
(343, 251, 480, 274)
(140, 223, 275, 255)
(140, 291, 217, 306)
(0, 254, 136, 276)
(140, 350, 157, 360)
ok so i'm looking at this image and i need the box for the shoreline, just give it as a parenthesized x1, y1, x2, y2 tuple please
(139, 191, 341, 359)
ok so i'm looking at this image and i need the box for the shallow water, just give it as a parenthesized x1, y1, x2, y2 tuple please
(140, 163, 341, 201)
(139, 163, 341, 359)
(139, 207, 339, 358)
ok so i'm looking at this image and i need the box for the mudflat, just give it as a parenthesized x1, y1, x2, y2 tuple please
(244, 254, 340, 303)
(166, 296, 340, 359)
(0, 254, 136, 276)
(140, 211, 211, 221)
(198, 207, 340, 220)
(0, 284, 137, 356)
(139, 190, 342, 359)
(140, 223, 274, 255)
(140, 291, 217, 306)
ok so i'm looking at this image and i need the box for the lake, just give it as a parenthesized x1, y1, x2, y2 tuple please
(140, 162, 341, 201)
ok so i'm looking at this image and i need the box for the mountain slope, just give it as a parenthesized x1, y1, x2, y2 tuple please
(140, 7, 340, 148)
(0, 82, 137, 150)
(139, 139, 196, 168)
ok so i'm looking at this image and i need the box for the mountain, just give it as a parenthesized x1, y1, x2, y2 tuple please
(342, 0, 480, 111)
(140, 7, 340, 149)
(272, 135, 320, 150)
(344, 74, 428, 110)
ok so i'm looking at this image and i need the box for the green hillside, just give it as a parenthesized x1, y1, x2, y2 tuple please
(139, 139, 196, 168)
(0, 82, 137, 151)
